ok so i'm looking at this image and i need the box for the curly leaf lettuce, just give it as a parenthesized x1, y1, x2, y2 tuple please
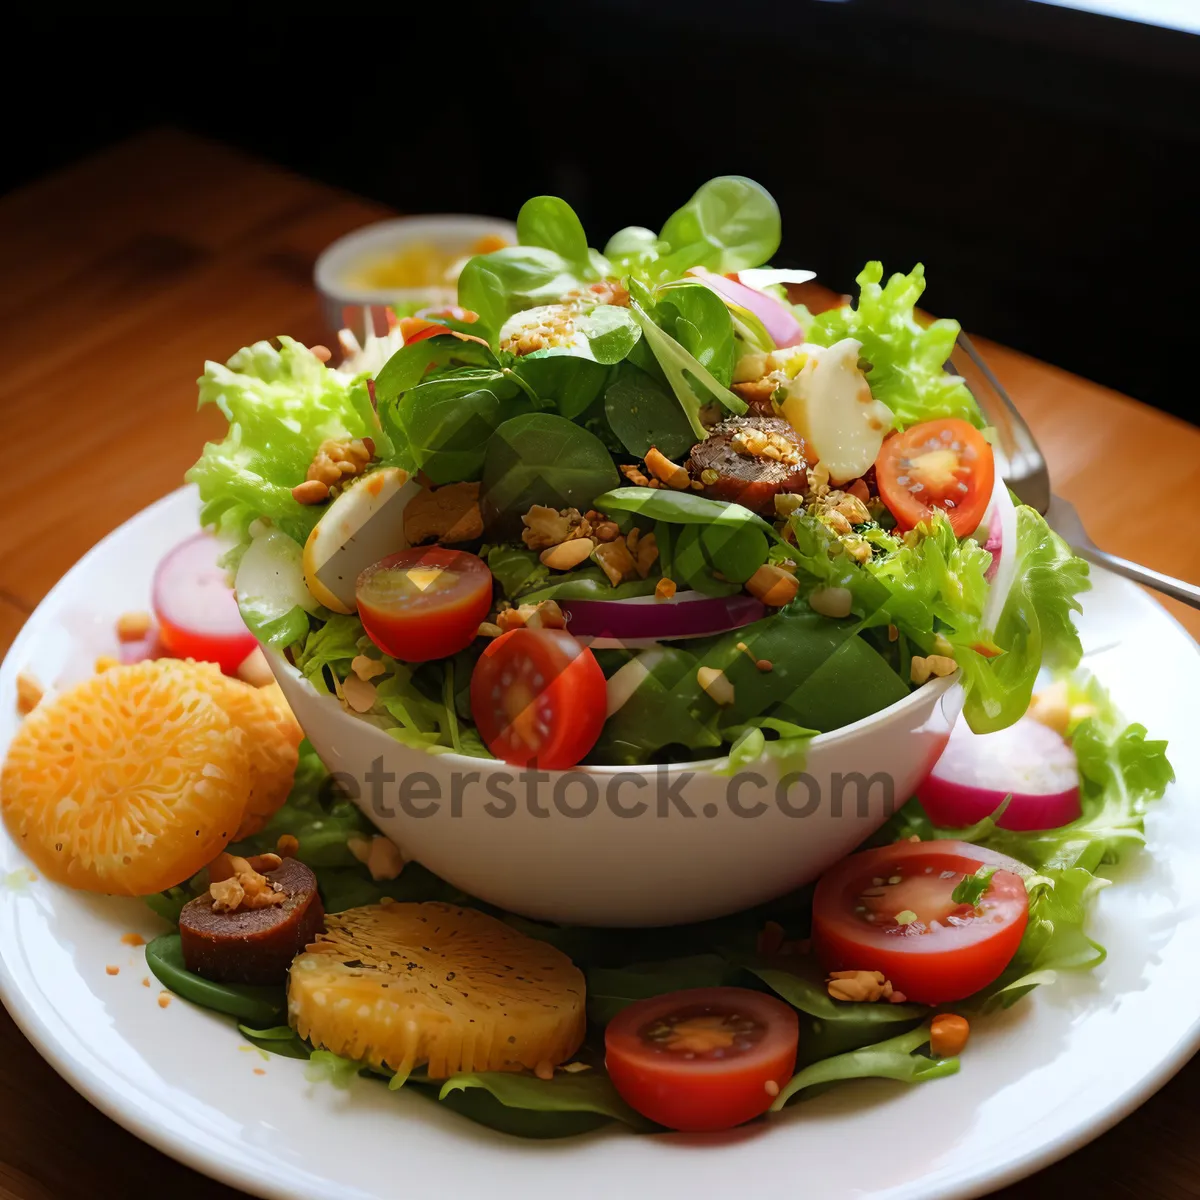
(808, 263, 980, 428)
(186, 337, 393, 556)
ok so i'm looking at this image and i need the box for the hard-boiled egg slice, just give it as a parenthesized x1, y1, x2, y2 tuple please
(302, 467, 420, 613)
(778, 338, 893, 485)
(237, 527, 322, 630)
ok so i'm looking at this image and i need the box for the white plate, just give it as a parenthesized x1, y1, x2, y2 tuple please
(1, 485, 1197, 1200)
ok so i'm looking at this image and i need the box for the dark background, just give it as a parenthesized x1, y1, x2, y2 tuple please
(4, 2, 1197, 421)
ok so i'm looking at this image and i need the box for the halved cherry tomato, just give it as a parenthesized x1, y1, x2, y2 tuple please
(153, 533, 258, 674)
(812, 840, 1029, 1005)
(398, 316, 490, 349)
(356, 547, 492, 663)
(605, 987, 799, 1132)
(469, 629, 605, 769)
(875, 418, 995, 537)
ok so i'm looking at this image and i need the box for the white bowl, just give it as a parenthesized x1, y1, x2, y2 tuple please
(268, 650, 964, 927)
(313, 214, 517, 330)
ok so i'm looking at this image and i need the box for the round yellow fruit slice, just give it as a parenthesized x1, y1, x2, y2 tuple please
(168, 662, 304, 839)
(0, 661, 251, 895)
(289, 902, 586, 1078)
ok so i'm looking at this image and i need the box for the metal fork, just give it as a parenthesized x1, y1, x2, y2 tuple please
(953, 333, 1200, 610)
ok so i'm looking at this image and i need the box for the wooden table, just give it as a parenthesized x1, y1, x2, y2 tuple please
(0, 129, 1196, 1200)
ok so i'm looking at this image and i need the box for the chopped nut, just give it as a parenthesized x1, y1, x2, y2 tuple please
(16, 672, 43, 715)
(116, 611, 152, 642)
(209, 876, 247, 913)
(534, 1060, 555, 1081)
(843, 537, 872, 565)
(807, 462, 831, 495)
(833, 492, 871, 525)
(910, 656, 932, 686)
(731, 379, 777, 408)
(823, 509, 853, 537)
(561, 1061, 591, 1074)
(276, 834, 300, 859)
(593, 538, 636, 587)
(887, 624, 899, 642)
(521, 504, 573, 550)
(655, 577, 677, 601)
(365, 835, 405, 882)
(541, 538, 596, 571)
(827, 969, 892, 1003)
(245, 852, 283, 874)
(619, 463, 652, 488)
(351, 654, 387, 681)
(307, 438, 375, 490)
(292, 479, 330, 505)
(626, 528, 640, 552)
(808, 586, 853, 619)
(926, 655, 957, 678)
(404, 481, 483, 544)
(930, 1013, 970, 1058)
(341, 674, 378, 713)
(645, 447, 690, 490)
(634, 531, 659, 579)
(697, 666, 735, 706)
(593, 521, 621, 542)
(746, 564, 799, 607)
(524, 599, 566, 630)
(477, 621, 504, 638)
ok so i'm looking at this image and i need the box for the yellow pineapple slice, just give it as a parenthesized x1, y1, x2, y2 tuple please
(169, 662, 304, 839)
(289, 902, 586, 1078)
(0, 661, 250, 894)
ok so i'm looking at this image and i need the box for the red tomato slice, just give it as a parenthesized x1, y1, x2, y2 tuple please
(469, 629, 605, 769)
(812, 840, 1029, 1005)
(356, 547, 492, 663)
(153, 533, 258, 674)
(875, 418, 995, 537)
(398, 316, 490, 349)
(605, 987, 798, 1132)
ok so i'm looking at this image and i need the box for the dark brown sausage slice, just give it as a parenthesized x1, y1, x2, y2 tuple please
(179, 858, 324, 985)
(687, 415, 809, 515)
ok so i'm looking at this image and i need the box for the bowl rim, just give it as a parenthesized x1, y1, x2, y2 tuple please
(314, 213, 518, 305)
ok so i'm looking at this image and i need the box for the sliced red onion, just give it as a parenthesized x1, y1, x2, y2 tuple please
(984, 503, 1003, 582)
(687, 267, 805, 349)
(917, 714, 1081, 832)
(559, 592, 765, 641)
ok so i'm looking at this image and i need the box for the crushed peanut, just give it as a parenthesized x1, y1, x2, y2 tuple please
(619, 463, 652, 488)
(534, 1060, 556, 1081)
(634, 531, 659, 578)
(351, 655, 387, 681)
(827, 970, 894, 1003)
(593, 521, 621, 542)
(306, 437, 375, 489)
(594, 538, 636, 587)
(341, 674, 378, 714)
(116, 611, 152, 642)
(697, 666, 735, 707)
(655, 577, 677, 601)
(731, 426, 805, 467)
(808, 586, 853, 619)
(276, 834, 300, 859)
(207, 853, 285, 913)
(477, 621, 504, 638)
(645, 447, 690, 490)
(540, 538, 596, 571)
(495, 600, 567, 632)
(521, 505, 573, 550)
(746, 563, 799, 608)
(910, 654, 957, 685)
(291, 479, 330, 505)
(501, 305, 578, 356)
(15, 672, 43, 715)
(365, 835, 405, 882)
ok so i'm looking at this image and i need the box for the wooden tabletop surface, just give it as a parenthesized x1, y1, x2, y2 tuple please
(0, 128, 1196, 1200)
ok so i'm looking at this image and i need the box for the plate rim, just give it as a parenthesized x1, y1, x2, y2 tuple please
(1, 484, 1198, 1200)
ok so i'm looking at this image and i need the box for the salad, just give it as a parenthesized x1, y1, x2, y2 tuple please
(192, 175, 1086, 768)
(0, 177, 1174, 1140)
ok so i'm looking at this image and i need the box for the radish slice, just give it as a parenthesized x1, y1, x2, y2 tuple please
(687, 267, 805, 348)
(153, 533, 258, 673)
(560, 592, 765, 642)
(984, 503, 1003, 582)
(917, 714, 1081, 831)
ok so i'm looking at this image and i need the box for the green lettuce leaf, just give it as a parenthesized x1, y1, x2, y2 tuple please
(186, 337, 394, 556)
(808, 263, 981, 428)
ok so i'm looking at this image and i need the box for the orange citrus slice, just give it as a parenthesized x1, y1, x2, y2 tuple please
(167, 662, 304, 839)
(1, 661, 250, 895)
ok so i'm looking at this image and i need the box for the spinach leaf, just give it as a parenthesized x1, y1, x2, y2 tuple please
(316, 863, 470, 914)
(656, 175, 781, 279)
(699, 523, 769, 584)
(604, 225, 663, 271)
(516, 195, 590, 265)
(374, 335, 497, 407)
(518, 572, 661, 604)
(145, 934, 287, 1026)
(629, 296, 746, 437)
(486, 545, 550, 600)
(575, 304, 641, 365)
(480, 413, 619, 537)
(438, 1067, 655, 1134)
(603, 364, 696, 459)
(673, 524, 736, 595)
(396, 375, 523, 484)
(655, 281, 737, 387)
(586, 955, 740, 1025)
(595, 486, 775, 537)
(742, 959, 928, 1067)
(513, 354, 610, 419)
(237, 1024, 311, 1060)
(458, 246, 589, 339)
